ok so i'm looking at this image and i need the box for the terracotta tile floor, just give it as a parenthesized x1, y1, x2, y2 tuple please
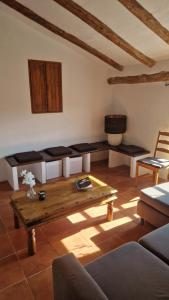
(0, 161, 158, 299)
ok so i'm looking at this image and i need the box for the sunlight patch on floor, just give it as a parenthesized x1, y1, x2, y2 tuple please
(60, 232, 101, 257)
(81, 226, 101, 239)
(120, 199, 139, 209)
(85, 205, 119, 218)
(100, 216, 132, 231)
(126, 196, 140, 202)
(133, 213, 139, 219)
(67, 212, 86, 223)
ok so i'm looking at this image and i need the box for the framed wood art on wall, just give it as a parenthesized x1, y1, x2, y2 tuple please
(28, 59, 63, 113)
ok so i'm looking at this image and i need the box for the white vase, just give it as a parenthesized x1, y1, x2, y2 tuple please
(108, 133, 123, 146)
(27, 186, 36, 200)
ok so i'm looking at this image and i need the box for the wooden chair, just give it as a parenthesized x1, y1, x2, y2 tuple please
(136, 131, 169, 185)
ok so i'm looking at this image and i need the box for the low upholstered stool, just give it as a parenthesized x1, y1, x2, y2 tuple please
(139, 223, 169, 265)
(137, 182, 169, 227)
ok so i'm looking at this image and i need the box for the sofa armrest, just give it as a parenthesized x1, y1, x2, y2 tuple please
(52, 253, 108, 300)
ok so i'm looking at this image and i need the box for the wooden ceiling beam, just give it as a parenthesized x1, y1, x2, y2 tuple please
(107, 71, 169, 84)
(54, 0, 155, 67)
(0, 0, 123, 70)
(118, 0, 169, 44)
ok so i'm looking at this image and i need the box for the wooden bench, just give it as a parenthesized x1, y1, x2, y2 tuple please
(70, 141, 110, 173)
(4, 142, 149, 190)
(108, 146, 150, 177)
(4, 156, 46, 191)
(40, 148, 82, 178)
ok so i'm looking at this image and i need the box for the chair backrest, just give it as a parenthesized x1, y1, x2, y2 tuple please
(154, 131, 169, 157)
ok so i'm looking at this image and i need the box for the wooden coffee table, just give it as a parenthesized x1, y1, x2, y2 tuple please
(10, 175, 117, 255)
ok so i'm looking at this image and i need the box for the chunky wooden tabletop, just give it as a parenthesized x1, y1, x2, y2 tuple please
(11, 175, 117, 228)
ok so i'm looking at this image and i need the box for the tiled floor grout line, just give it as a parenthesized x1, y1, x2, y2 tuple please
(25, 267, 53, 299)
(28, 265, 52, 280)
(1, 217, 29, 290)
(0, 214, 51, 297)
(0, 279, 24, 293)
(0, 252, 16, 262)
(0, 220, 18, 262)
(24, 274, 36, 299)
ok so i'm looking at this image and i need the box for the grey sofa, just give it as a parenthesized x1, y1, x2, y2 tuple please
(52, 240, 169, 300)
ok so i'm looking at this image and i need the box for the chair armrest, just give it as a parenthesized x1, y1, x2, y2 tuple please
(52, 253, 108, 300)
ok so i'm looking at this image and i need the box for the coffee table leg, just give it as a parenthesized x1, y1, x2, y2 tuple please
(14, 213, 20, 229)
(107, 202, 113, 221)
(28, 229, 36, 256)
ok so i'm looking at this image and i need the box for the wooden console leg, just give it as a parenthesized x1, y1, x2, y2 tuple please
(28, 229, 36, 256)
(140, 218, 145, 225)
(14, 213, 20, 229)
(107, 202, 113, 221)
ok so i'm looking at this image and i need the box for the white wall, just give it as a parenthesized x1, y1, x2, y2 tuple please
(109, 60, 169, 178)
(109, 60, 169, 149)
(0, 10, 112, 181)
(2, 8, 169, 183)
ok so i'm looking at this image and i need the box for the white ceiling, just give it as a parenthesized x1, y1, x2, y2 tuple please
(1, 0, 169, 67)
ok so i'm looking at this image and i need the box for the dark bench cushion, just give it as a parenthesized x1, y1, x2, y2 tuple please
(85, 242, 169, 300)
(117, 144, 146, 154)
(139, 223, 169, 265)
(45, 146, 72, 157)
(14, 151, 42, 163)
(140, 182, 169, 217)
(70, 143, 97, 152)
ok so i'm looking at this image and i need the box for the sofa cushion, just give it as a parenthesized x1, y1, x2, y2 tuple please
(70, 143, 97, 153)
(85, 242, 169, 300)
(45, 146, 72, 157)
(53, 253, 108, 300)
(139, 223, 169, 265)
(14, 151, 42, 163)
(140, 183, 169, 217)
